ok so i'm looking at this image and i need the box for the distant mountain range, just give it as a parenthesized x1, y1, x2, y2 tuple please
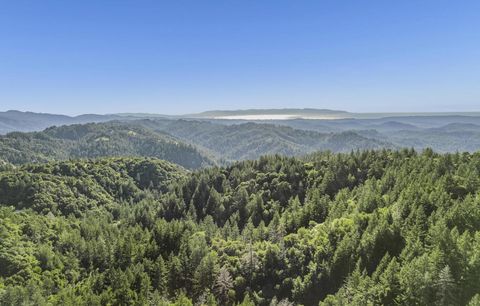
(185, 108, 480, 120)
(3, 108, 480, 135)
(0, 110, 118, 134)
(2, 109, 480, 164)
(185, 108, 351, 120)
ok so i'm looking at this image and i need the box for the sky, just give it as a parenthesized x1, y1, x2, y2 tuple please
(1, 1, 480, 115)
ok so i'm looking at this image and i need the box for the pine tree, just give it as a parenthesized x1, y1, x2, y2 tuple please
(435, 265, 456, 306)
(214, 266, 234, 305)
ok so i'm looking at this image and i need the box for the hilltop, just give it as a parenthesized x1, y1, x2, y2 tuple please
(0, 121, 213, 169)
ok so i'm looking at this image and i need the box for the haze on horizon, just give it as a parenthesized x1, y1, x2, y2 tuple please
(1, 1, 480, 116)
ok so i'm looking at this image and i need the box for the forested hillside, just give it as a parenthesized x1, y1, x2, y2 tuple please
(262, 117, 480, 152)
(0, 119, 391, 166)
(5, 111, 480, 161)
(1, 150, 479, 305)
(3, 110, 480, 154)
(139, 119, 391, 161)
(0, 122, 213, 169)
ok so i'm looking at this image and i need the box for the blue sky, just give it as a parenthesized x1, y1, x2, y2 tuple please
(1, 1, 479, 115)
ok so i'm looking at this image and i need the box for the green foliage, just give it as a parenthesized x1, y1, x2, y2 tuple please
(0, 157, 185, 216)
(1, 150, 480, 305)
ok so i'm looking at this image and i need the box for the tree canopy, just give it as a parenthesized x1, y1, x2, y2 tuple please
(1, 150, 480, 305)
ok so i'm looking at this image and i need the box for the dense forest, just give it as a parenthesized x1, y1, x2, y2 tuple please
(1, 149, 480, 305)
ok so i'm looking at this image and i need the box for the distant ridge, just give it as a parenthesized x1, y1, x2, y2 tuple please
(186, 108, 351, 119)
(0, 110, 119, 134)
(184, 108, 480, 120)
(3, 108, 480, 135)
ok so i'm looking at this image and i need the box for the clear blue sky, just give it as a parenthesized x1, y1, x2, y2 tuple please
(1, 1, 479, 115)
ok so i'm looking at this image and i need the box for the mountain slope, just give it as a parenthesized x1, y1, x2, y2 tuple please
(139, 119, 393, 161)
(0, 121, 213, 169)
